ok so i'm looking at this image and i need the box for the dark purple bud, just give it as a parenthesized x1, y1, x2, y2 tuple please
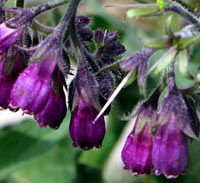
(121, 124, 153, 176)
(34, 87, 66, 129)
(10, 53, 57, 114)
(76, 16, 90, 27)
(103, 42, 125, 57)
(77, 27, 93, 42)
(152, 115, 188, 179)
(0, 23, 23, 54)
(76, 16, 93, 42)
(69, 89, 106, 150)
(104, 32, 118, 45)
(120, 48, 154, 72)
(94, 29, 104, 45)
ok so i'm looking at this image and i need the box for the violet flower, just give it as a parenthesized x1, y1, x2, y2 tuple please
(152, 114, 188, 179)
(69, 88, 105, 150)
(10, 53, 57, 114)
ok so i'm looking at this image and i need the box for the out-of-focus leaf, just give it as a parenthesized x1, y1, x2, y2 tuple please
(178, 49, 193, 80)
(141, 36, 171, 49)
(74, 163, 105, 183)
(153, 47, 177, 75)
(178, 34, 200, 49)
(126, 7, 157, 18)
(0, 116, 69, 179)
(11, 138, 79, 183)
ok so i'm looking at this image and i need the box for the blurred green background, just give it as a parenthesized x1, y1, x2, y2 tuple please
(1, 0, 200, 183)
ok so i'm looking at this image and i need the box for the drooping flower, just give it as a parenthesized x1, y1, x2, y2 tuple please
(121, 87, 160, 176)
(69, 50, 106, 150)
(69, 88, 105, 150)
(34, 73, 67, 129)
(152, 113, 188, 179)
(10, 53, 57, 114)
(152, 70, 195, 179)
(122, 124, 153, 176)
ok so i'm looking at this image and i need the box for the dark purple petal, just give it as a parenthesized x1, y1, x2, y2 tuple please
(121, 124, 153, 176)
(35, 88, 66, 129)
(0, 23, 23, 54)
(152, 115, 188, 179)
(69, 89, 106, 150)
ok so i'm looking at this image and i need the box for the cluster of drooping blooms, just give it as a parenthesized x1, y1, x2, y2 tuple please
(1, 0, 200, 180)
(0, 0, 125, 150)
(120, 50, 200, 178)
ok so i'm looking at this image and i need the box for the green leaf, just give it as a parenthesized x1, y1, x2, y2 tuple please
(11, 138, 79, 183)
(126, 7, 157, 18)
(178, 49, 193, 80)
(153, 47, 177, 75)
(0, 116, 70, 179)
(141, 36, 171, 49)
(124, 70, 137, 88)
(178, 34, 200, 49)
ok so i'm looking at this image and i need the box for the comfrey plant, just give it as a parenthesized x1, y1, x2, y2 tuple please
(1, 0, 200, 180)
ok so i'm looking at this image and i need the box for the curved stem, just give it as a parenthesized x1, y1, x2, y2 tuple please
(32, 20, 55, 34)
(165, 0, 200, 30)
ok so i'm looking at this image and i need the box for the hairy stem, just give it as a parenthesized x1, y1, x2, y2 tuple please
(165, 0, 200, 30)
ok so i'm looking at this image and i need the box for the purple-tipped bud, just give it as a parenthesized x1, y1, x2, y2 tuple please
(94, 29, 104, 45)
(122, 124, 153, 176)
(104, 32, 118, 45)
(0, 23, 23, 54)
(69, 89, 106, 150)
(76, 16, 93, 42)
(10, 53, 57, 114)
(152, 114, 188, 179)
(34, 87, 66, 129)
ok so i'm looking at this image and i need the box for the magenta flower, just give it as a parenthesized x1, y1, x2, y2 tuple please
(0, 23, 23, 54)
(152, 114, 188, 179)
(69, 89, 105, 150)
(10, 53, 57, 114)
(122, 124, 153, 176)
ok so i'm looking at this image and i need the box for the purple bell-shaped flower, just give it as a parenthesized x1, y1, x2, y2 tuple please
(152, 114, 188, 179)
(10, 53, 57, 114)
(122, 124, 153, 176)
(69, 88, 105, 150)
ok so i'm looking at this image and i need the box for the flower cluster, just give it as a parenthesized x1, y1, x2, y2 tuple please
(0, 1, 125, 150)
(1, 0, 200, 180)
(121, 69, 200, 179)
